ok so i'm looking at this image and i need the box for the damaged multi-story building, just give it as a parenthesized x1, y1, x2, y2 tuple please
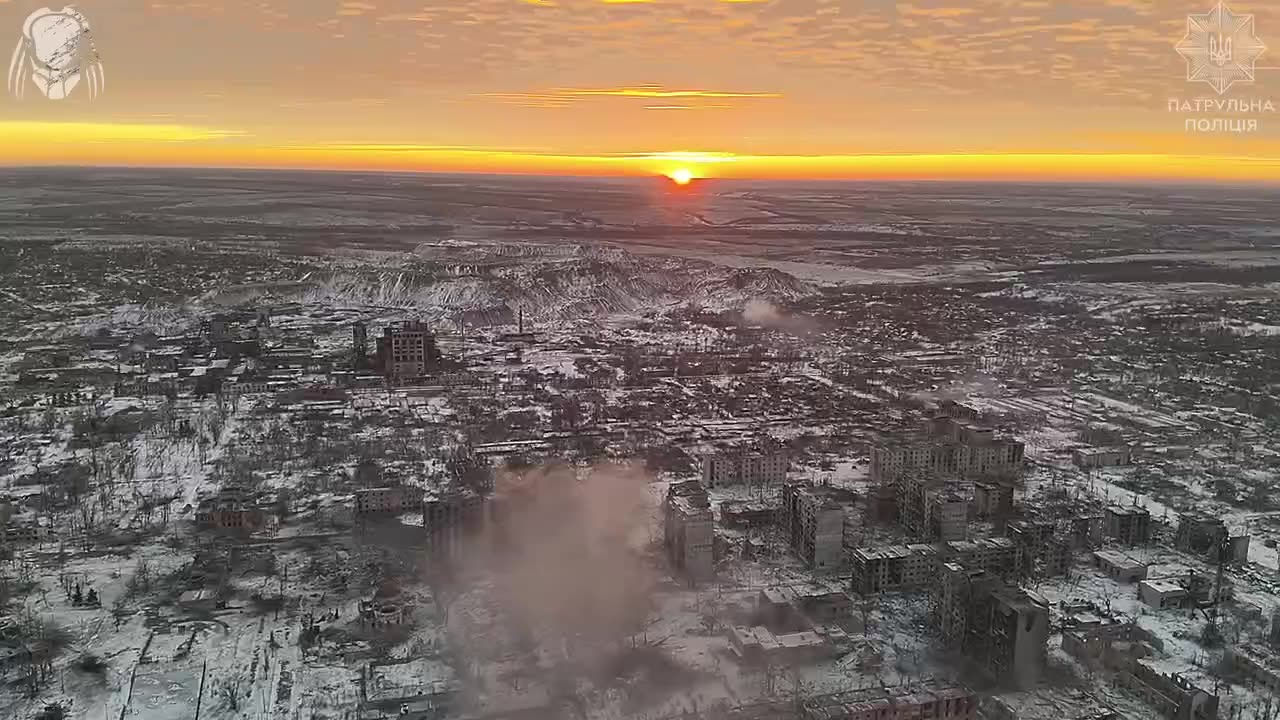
(700, 448, 789, 489)
(375, 321, 442, 384)
(851, 544, 939, 595)
(708, 682, 978, 720)
(851, 537, 1020, 595)
(195, 484, 267, 532)
(663, 480, 714, 583)
(1007, 519, 1072, 578)
(783, 482, 845, 571)
(423, 490, 488, 562)
(728, 587, 853, 665)
(796, 683, 978, 720)
(869, 401, 1023, 533)
(930, 563, 1050, 690)
(1175, 513, 1250, 564)
(1062, 614, 1219, 720)
(895, 472, 969, 542)
(1104, 505, 1152, 546)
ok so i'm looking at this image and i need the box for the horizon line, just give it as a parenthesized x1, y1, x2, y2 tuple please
(4, 161, 1280, 190)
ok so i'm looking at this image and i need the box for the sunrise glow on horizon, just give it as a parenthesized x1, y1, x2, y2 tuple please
(1, 1, 1278, 183)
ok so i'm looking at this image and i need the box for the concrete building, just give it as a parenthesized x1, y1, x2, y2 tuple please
(423, 492, 487, 561)
(376, 321, 441, 383)
(1093, 550, 1149, 583)
(936, 399, 980, 422)
(940, 538, 1020, 581)
(956, 437, 1025, 478)
(664, 480, 714, 583)
(1073, 446, 1132, 468)
(729, 585, 855, 665)
(1223, 644, 1280, 694)
(1176, 513, 1227, 554)
(1064, 619, 1219, 720)
(1138, 579, 1189, 610)
(872, 433, 1023, 485)
(932, 563, 998, 648)
(931, 563, 1050, 690)
(1119, 661, 1219, 720)
(783, 482, 845, 571)
(719, 499, 779, 528)
(1007, 519, 1070, 578)
(1067, 513, 1106, 550)
(986, 586, 1052, 690)
(352, 322, 369, 369)
(851, 543, 938, 594)
(727, 625, 835, 665)
(1081, 423, 1125, 446)
(870, 440, 933, 484)
(798, 683, 978, 720)
(701, 449, 788, 488)
(195, 487, 264, 531)
(851, 538, 1020, 595)
(1175, 514, 1249, 564)
(355, 487, 410, 516)
(1062, 616, 1152, 669)
(897, 473, 968, 542)
(930, 491, 969, 542)
(973, 481, 1014, 520)
(1105, 505, 1152, 546)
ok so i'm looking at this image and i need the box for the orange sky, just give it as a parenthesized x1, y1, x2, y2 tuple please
(2, 0, 1280, 182)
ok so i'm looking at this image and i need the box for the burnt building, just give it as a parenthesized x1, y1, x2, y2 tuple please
(376, 321, 441, 383)
(664, 480, 714, 583)
(931, 563, 1050, 690)
(1105, 505, 1152, 546)
(783, 482, 845, 571)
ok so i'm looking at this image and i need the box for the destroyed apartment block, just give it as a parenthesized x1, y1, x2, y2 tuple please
(1175, 513, 1250, 564)
(851, 538, 1020, 595)
(1118, 662, 1219, 720)
(895, 473, 968, 542)
(1223, 644, 1280, 696)
(797, 682, 978, 720)
(1007, 519, 1072, 578)
(358, 657, 458, 720)
(664, 480, 714, 583)
(972, 480, 1015, 520)
(869, 412, 1024, 530)
(354, 486, 423, 516)
(1059, 610, 1220, 719)
(700, 446, 789, 489)
(423, 491, 488, 562)
(1104, 505, 1152, 546)
(728, 587, 853, 665)
(851, 544, 939, 595)
(1073, 445, 1133, 468)
(718, 498, 779, 528)
(694, 681, 978, 720)
(374, 320, 444, 385)
(194, 485, 270, 532)
(783, 481, 846, 570)
(930, 563, 1050, 690)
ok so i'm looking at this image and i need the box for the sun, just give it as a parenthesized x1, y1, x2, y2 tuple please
(667, 168, 695, 185)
